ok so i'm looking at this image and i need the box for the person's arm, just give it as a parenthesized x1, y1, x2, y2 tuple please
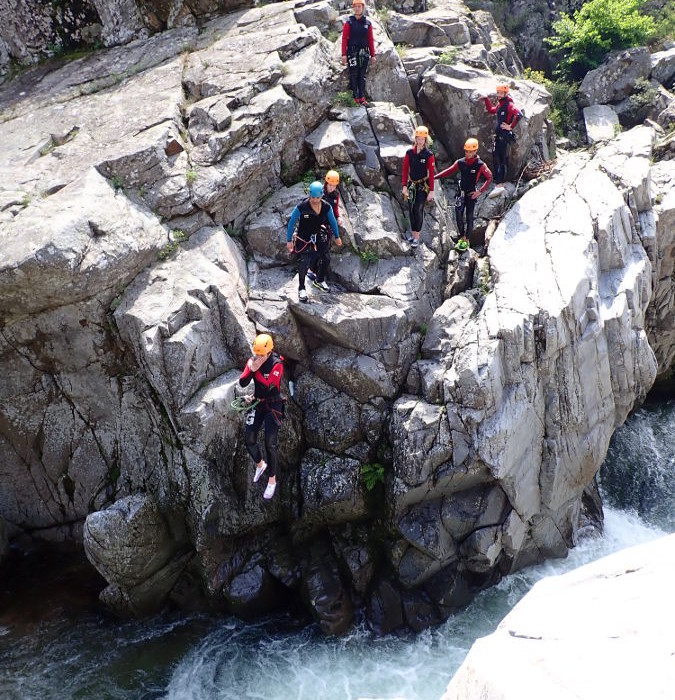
(239, 362, 253, 387)
(401, 151, 410, 184)
(327, 207, 339, 239)
(341, 22, 350, 58)
(268, 360, 283, 396)
(508, 104, 521, 128)
(368, 24, 375, 58)
(435, 161, 459, 179)
(477, 164, 493, 195)
(484, 96, 497, 114)
(286, 206, 300, 242)
(333, 192, 340, 220)
(427, 154, 435, 191)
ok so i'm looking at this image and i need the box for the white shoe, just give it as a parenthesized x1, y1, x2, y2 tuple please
(488, 185, 504, 199)
(263, 480, 277, 499)
(298, 289, 308, 302)
(253, 461, 267, 483)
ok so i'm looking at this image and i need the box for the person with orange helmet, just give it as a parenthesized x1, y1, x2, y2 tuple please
(436, 137, 492, 251)
(481, 82, 521, 197)
(341, 0, 376, 106)
(307, 170, 342, 286)
(401, 125, 435, 249)
(239, 333, 285, 500)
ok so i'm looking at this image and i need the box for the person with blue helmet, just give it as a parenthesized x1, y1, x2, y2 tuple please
(286, 181, 342, 301)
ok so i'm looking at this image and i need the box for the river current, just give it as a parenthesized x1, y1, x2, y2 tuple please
(1, 399, 673, 700)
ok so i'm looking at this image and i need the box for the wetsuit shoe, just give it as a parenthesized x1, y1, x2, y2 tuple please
(253, 461, 267, 483)
(312, 280, 330, 292)
(299, 289, 308, 302)
(263, 480, 277, 500)
(407, 237, 420, 248)
(307, 269, 316, 281)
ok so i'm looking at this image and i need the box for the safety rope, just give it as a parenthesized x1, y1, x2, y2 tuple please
(231, 397, 260, 413)
(292, 233, 317, 254)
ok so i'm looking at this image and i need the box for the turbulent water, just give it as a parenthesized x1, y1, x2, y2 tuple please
(1, 399, 673, 700)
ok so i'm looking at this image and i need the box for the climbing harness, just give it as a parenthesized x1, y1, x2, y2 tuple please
(407, 176, 430, 205)
(293, 233, 317, 254)
(231, 396, 260, 412)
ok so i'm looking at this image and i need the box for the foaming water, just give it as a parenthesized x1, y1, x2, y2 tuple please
(1, 401, 673, 700)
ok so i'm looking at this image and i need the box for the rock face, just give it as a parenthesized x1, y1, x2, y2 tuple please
(442, 533, 675, 700)
(0, 0, 674, 635)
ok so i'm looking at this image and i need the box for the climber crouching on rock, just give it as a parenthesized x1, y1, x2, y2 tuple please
(402, 125, 435, 249)
(286, 181, 341, 301)
(436, 138, 492, 251)
(480, 82, 521, 198)
(342, 0, 376, 106)
(239, 334, 285, 500)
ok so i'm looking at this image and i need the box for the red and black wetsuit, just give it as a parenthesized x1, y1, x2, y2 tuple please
(402, 146, 435, 233)
(239, 352, 284, 477)
(484, 95, 521, 184)
(342, 14, 375, 100)
(323, 183, 340, 220)
(437, 157, 492, 240)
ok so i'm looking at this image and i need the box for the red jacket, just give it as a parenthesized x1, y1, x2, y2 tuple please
(342, 17, 375, 57)
(402, 147, 435, 190)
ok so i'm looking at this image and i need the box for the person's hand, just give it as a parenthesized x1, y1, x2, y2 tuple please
(471, 190, 480, 200)
(244, 395, 254, 405)
(286, 241, 294, 253)
(337, 217, 343, 226)
(335, 237, 343, 247)
(371, 56, 376, 65)
(500, 122, 512, 131)
(248, 355, 265, 372)
(402, 186, 408, 200)
(427, 190, 434, 201)
(341, 56, 347, 66)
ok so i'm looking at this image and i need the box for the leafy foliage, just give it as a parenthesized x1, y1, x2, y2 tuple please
(361, 462, 385, 491)
(524, 68, 580, 136)
(546, 0, 656, 80)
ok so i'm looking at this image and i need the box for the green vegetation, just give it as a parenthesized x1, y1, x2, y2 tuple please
(438, 47, 459, 65)
(225, 223, 245, 238)
(524, 68, 579, 135)
(646, 0, 675, 49)
(626, 76, 660, 121)
(111, 175, 124, 191)
(361, 462, 385, 491)
(359, 248, 379, 264)
(337, 169, 353, 186)
(333, 91, 355, 107)
(158, 230, 188, 260)
(20, 194, 31, 208)
(395, 43, 410, 60)
(300, 169, 317, 193)
(186, 168, 197, 185)
(325, 29, 340, 43)
(375, 8, 390, 26)
(546, 0, 656, 80)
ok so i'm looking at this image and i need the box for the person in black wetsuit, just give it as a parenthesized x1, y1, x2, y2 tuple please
(307, 170, 343, 286)
(341, 0, 376, 106)
(286, 181, 341, 300)
(480, 82, 521, 197)
(239, 333, 284, 500)
(436, 138, 492, 250)
(401, 125, 435, 249)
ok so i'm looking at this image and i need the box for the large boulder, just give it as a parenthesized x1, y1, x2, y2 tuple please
(578, 47, 652, 107)
(443, 534, 675, 700)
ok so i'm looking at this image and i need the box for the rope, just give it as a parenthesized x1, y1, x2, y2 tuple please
(231, 397, 260, 412)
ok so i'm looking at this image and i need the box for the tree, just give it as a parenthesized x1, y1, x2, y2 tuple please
(546, 0, 656, 80)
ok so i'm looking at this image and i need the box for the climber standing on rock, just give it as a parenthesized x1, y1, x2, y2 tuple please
(436, 138, 492, 251)
(239, 334, 285, 500)
(287, 181, 341, 300)
(308, 170, 342, 285)
(402, 125, 435, 249)
(341, 0, 376, 106)
(480, 82, 521, 197)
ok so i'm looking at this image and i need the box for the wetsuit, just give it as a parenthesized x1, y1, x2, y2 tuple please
(313, 185, 341, 284)
(287, 198, 339, 291)
(342, 15, 375, 101)
(402, 146, 435, 233)
(437, 157, 492, 240)
(239, 352, 284, 478)
(484, 95, 521, 184)
(323, 183, 340, 220)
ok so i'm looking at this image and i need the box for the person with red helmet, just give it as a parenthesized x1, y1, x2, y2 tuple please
(481, 82, 521, 197)
(239, 333, 285, 500)
(401, 125, 435, 249)
(436, 138, 492, 251)
(341, 0, 376, 106)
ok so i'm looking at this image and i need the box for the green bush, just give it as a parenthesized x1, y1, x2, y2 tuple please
(524, 68, 579, 136)
(361, 462, 385, 491)
(546, 0, 656, 80)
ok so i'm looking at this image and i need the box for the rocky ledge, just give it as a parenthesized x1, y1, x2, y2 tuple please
(1, 1, 674, 634)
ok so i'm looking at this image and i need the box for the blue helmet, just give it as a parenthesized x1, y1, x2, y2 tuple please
(309, 181, 323, 198)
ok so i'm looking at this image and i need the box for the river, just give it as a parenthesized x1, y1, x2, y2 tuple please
(1, 399, 672, 700)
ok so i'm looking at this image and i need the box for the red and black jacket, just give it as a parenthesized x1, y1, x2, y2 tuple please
(239, 352, 284, 408)
(484, 95, 521, 134)
(342, 15, 375, 57)
(436, 157, 492, 194)
(402, 146, 435, 190)
(323, 184, 340, 219)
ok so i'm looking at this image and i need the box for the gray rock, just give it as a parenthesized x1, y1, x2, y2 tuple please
(583, 104, 620, 144)
(650, 46, 675, 88)
(579, 47, 652, 107)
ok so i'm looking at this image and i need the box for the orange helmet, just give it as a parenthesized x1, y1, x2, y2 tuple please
(352, 0, 365, 6)
(252, 333, 273, 356)
(496, 83, 509, 94)
(325, 170, 340, 185)
(464, 138, 479, 152)
(414, 125, 429, 138)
